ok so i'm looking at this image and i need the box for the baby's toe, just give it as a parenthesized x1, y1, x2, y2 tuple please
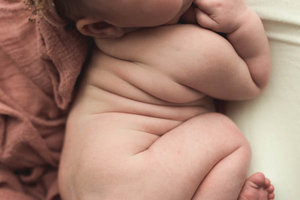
(268, 192, 275, 199)
(267, 184, 274, 193)
(265, 178, 271, 187)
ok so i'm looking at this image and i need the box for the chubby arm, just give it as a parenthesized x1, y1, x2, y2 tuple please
(95, 24, 267, 101)
(226, 9, 271, 89)
(192, 0, 271, 89)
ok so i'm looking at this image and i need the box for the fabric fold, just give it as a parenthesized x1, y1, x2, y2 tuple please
(0, 0, 89, 199)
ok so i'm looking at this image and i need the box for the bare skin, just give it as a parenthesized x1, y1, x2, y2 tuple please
(239, 172, 275, 200)
(57, 0, 274, 199)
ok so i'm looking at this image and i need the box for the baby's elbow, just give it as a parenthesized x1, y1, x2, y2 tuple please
(249, 55, 271, 91)
(252, 62, 271, 93)
(246, 87, 263, 100)
(229, 59, 271, 101)
(244, 74, 270, 100)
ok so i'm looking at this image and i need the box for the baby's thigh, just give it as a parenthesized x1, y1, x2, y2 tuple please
(136, 112, 250, 199)
(59, 113, 248, 200)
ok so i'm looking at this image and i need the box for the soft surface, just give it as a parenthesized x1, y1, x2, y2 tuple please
(227, 0, 300, 199)
(0, 0, 88, 199)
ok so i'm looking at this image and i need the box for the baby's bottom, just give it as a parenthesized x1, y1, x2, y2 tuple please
(59, 112, 251, 200)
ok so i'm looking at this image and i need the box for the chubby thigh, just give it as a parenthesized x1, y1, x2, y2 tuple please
(58, 112, 249, 200)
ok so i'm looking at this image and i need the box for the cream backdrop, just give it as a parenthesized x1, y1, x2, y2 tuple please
(226, 0, 300, 199)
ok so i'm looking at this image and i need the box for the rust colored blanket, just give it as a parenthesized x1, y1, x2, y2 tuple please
(0, 0, 88, 199)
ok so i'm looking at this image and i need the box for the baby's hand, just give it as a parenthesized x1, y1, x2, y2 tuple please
(193, 0, 249, 33)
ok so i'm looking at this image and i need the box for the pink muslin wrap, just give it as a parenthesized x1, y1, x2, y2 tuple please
(0, 0, 89, 199)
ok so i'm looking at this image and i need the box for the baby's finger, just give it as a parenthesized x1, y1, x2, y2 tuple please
(193, 0, 215, 14)
(194, 8, 219, 31)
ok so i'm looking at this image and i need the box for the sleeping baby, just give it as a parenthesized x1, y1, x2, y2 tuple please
(55, 0, 275, 199)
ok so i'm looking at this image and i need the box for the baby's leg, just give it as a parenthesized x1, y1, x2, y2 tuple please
(59, 112, 250, 200)
(141, 112, 251, 200)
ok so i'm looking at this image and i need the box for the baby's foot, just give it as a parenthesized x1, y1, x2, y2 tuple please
(238, 172, 275, 200)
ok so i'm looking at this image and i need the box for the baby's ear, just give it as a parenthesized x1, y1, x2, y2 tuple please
(76, 18, 126, 38)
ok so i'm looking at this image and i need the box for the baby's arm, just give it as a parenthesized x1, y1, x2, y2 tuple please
(95, 0, 270, 101)
(95, 22, 268, 101)
(193, 0, 271, 89)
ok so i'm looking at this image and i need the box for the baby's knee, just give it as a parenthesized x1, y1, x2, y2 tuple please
(197, 112, 251, 155)
(214, 113, 251, 157)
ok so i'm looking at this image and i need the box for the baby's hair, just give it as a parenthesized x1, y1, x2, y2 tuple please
(54, 0, 103, 21)
(24, 0, 98, 22)
(54, 0, 88, 21)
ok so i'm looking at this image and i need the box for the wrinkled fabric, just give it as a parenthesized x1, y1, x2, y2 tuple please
(0, 0, 89, 199)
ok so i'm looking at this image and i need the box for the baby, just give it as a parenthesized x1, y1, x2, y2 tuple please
(56, 0, 275, 199)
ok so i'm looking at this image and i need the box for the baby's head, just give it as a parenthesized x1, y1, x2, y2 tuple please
(55, 0, 193, 38)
